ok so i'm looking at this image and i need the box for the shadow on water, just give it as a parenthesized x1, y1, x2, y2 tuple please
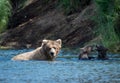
(0, 49, 120, 83)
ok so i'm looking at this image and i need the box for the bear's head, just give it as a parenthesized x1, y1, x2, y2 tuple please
(41, 39, 62, 60)
(80, 46, 93, 53)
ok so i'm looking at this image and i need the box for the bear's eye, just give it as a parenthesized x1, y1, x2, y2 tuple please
(53, 47, 57, 50)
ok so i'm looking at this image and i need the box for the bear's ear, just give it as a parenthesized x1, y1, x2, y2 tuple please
(56, 39, 62, 45)
(42, 39, 48, 44)
(41, 39, 48, 46)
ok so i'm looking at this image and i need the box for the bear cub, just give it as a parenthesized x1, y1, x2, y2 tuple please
(79, 45, 94, 60)
(96, 45, 108, 60)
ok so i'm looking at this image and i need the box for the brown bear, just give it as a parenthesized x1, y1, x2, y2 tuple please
(12, 39, 62, 61)
(79, 45, 94, 60)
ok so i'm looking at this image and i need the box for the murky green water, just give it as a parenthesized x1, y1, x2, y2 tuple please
(0, 49, 120, 83)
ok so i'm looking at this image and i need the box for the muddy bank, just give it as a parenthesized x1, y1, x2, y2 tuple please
(0, 0, 96, 48)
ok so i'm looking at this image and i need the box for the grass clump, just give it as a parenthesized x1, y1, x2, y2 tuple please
(57, 0, 90, 15)
(94, 0, 120, 49)
(0, 0, 11, 33)
(10, 0, 32, 11)
(58, 0, 81, 14)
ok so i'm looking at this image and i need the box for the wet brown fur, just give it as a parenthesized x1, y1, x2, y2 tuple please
(12, 39, 62, 61)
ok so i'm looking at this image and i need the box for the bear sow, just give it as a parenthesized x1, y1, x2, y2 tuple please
(12, 39, 62, 61)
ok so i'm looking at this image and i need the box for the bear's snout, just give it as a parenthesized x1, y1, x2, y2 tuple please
(49, 48, 56, 57)
(50, 52, 54, 56)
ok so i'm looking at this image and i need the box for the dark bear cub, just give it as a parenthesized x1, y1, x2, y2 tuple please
(96, 45, 108, 60)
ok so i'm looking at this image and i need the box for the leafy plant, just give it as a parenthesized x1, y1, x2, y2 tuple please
(57, 0, 90, 15)
(0, 0, 11, 33)
(94, 0, 120, 48)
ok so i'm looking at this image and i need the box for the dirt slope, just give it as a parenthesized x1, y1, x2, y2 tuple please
(0, 0, 96, 48)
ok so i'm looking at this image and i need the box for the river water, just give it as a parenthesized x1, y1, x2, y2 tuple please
(0, 49, 120, 83)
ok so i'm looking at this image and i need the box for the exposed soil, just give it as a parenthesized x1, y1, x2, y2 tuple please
(0, 0, 96, 49)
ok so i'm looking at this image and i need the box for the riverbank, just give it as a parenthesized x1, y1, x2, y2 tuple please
(0, 0, 119, 53)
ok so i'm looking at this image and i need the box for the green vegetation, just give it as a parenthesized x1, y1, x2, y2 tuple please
(0, 0, 11, 33)
(57, 0, 120, 51)
(58, 0, 81, 14)
(0, 0, 29, 33)
(114, 0, 120, 40)
(11, 0, 30, 11)
(94, 0, 120, 50)
(57, 0, 90, 15)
